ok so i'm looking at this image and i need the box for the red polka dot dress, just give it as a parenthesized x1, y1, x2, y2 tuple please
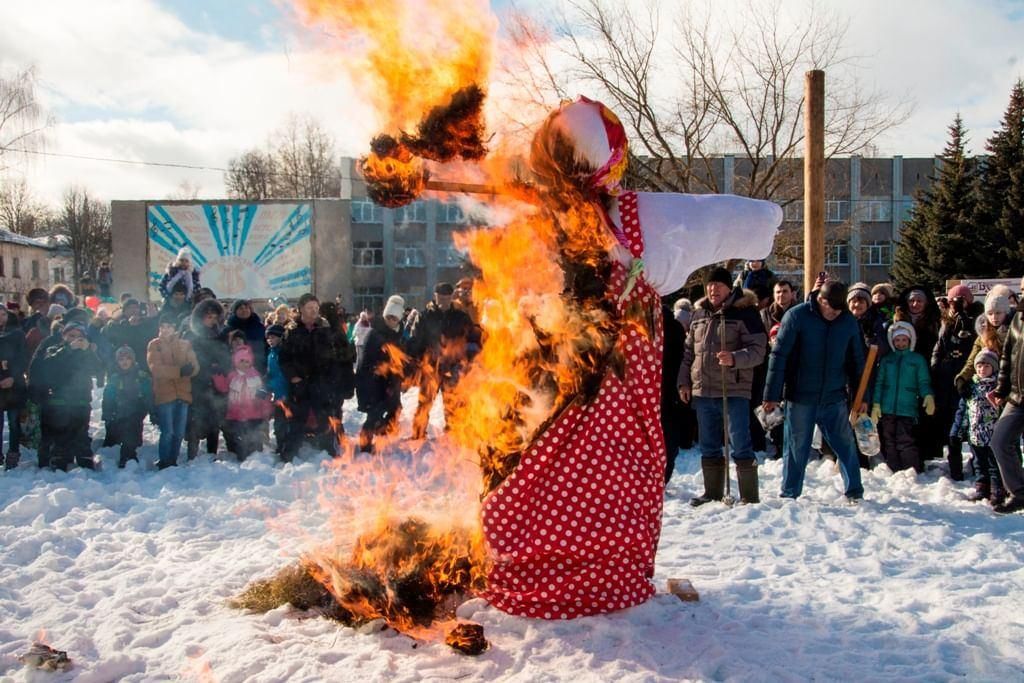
(481, 191, 666, 619)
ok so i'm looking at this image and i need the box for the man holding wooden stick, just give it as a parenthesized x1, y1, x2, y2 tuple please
(678, 267, 767, 505)
(763, 281, 867, 501)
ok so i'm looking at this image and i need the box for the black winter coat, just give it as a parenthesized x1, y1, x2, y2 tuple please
(181, 300, 230, 409)
(408, 304, 476, 370)
(226, 305, 267, 371)
(280, 317, 355, 403)
(356, 319, 404, 412)
(104, 318, 159, 372)
(0, 325, 28, 410)
(28, 343, 100, 407)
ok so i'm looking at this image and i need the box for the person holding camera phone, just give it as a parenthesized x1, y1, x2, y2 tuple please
(27, 322, 101, 470)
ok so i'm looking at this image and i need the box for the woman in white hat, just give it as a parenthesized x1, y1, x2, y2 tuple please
(158, 247, 201, 304)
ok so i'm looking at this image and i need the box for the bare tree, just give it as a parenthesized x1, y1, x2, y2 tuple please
(57, 186, 112, 291)
(166, 178, 202, 200)
(270, 114, 342, 198)
(0, 65, 50, 173)
(501, 0, 910, 199)
(0, 176, 49, 236)
(224, 149, 278, 200)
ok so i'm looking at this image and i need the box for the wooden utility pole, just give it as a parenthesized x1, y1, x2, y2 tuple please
(804, 70, 825, 298)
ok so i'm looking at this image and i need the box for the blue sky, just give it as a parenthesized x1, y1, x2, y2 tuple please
(2, 0, 1023, 204)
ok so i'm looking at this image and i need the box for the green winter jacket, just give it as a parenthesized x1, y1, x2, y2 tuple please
(873, 349, 933, 419)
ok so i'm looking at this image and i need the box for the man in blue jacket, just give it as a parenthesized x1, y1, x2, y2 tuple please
(763, 281, 867, 501)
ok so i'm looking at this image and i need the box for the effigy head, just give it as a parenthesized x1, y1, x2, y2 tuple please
(530, 97, 629, 197)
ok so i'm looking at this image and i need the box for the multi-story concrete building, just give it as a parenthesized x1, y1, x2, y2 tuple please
(0, 229, 61, 305)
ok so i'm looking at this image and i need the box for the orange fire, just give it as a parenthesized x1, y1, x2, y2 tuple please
(280, 0, 619, 637)
(293, 0, 495, 134)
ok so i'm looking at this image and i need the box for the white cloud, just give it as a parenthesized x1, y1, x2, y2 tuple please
(1, 0, 378, 203)
(1, 0, 1023, 207)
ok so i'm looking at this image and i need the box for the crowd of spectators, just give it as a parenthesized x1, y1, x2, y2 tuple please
(668, 259, 1024, 514)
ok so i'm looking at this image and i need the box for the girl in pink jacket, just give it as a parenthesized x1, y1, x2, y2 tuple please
(214, 346, 271, 460)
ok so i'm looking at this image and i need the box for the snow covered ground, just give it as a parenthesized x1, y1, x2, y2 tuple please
(2, 388, 1023, 682)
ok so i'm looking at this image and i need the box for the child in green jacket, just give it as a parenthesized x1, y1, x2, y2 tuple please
(871, 321, 935, 473)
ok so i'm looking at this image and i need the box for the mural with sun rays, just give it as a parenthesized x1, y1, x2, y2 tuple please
(147, 202, 313, 300)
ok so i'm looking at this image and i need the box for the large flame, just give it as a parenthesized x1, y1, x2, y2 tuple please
(276, 0, 625, 638)
(294, 0, 495, 134)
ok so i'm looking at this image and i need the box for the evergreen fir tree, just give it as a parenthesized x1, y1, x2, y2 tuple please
(976, 80, 1024, 276)
(892, 114, 979, 290)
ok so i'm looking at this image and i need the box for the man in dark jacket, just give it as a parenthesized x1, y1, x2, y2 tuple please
(158, 284, 192, 329)
(755, 279, 797, 457)
(181, 298, 230, 459)
(763, 281, 866, 501)
(678, 268, 767, 504)
(356, 295, 407, 453)
(226, 298, 267, 371)
(28, 322, 100, 470)
(989, 286, 1024, 514)
(662, 301, 694, 483)
(21, 288, 49, 336)
(279, 293, 355, 459)
(407, 282, 476, 440)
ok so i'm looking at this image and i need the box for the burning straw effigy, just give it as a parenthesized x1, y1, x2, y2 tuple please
(232, 82, 626, 653)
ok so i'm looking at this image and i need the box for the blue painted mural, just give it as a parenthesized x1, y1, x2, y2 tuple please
(147, 202, 313, 300)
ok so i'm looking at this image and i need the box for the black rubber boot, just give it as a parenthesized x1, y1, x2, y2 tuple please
(967, 480, 991, 502)
(691, 458, 726, 507)
(736, 458, 760, 504)
(3, 451, 19, 471)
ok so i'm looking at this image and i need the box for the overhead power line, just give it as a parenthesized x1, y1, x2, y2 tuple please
(0, 145, 355, 182)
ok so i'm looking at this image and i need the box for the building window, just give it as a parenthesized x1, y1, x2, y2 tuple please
(12, 257, 19, 278)
(352, 240, 384, 267)
(394, 245, 425, 268)
(351, 199, 383, 224)
(353, 286, 386, 314)
(825, 242, 849, 266)
(859, 200, 892, 222)
(826, 200, 848, 222)
(31, 260, 40, 280)
(441, 203, 467, 224)
(0, 256, 5, 277)
(781, 201, 803, 222)
(861, 242, 893, 266)
(436, 244, 466, 268)
(53, 267, 65, 283)
(394, 201, 427, 224)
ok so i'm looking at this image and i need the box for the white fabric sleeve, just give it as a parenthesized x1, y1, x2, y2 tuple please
(610, 192, 783, 295)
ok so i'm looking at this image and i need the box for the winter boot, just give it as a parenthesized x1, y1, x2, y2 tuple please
(967, 480, 991, 502)
(690, 458, 726, 507)
(993, 494, 1024, 514)
(735, 458, 760, 504)
(76, 454, 97, 470)
(4, 451, 19, 471)
(991, 481, 1007, 507)
(947, 439, 964, 481)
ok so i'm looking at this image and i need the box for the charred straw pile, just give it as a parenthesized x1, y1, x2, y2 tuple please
(232, 519, 483, 631)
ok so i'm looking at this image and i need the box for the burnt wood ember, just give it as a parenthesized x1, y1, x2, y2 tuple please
(19, 642, 72, 671)
(445, 622, 489, 655)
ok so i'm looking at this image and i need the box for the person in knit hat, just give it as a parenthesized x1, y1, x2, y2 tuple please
(932, 283, 979, 480)
(956, 292, 1013, 397)
(101, 345, 152, 467)
(871, 321, 935, 474)
(27, 319, 100, 470)
(158, 246, 202, 304)
(213, 345, 271, 461)
(961, 349, 1004, 503)
(264, 323, 288, 457)
(847, 281, 887, 351)
(870, 283, 896, 322)
(356, 294, 408, 453)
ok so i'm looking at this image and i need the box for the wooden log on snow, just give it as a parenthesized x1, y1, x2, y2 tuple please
(667, 578, 700, 602)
